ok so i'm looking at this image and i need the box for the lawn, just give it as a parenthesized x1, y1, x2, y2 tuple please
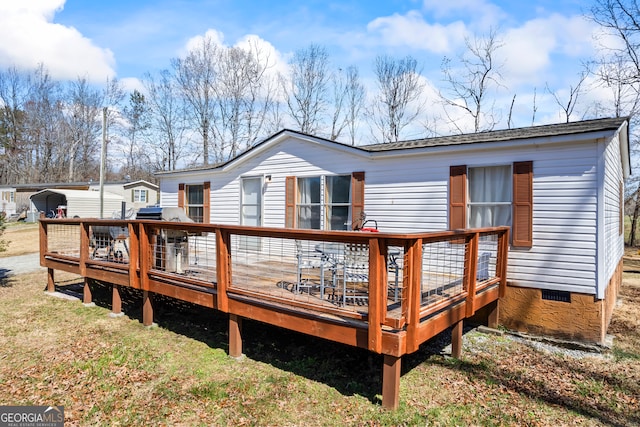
(0, 225, 638, 426)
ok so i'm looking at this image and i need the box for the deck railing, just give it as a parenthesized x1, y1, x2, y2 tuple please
(39, 218, 509, 409)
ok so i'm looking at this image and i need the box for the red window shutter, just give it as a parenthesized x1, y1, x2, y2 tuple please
(351, 172, 365, 230)
(285, 176, 296, 228)
(178, 183, 185, 208)
(512, 161, 533, 248)
(203, 181, 211, 224)
(449, 165, 467, 230)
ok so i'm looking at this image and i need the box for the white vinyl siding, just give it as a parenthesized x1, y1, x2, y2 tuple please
(600, 133, 625, 298)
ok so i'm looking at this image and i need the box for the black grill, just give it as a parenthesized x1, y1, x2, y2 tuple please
(136, 207, 193, 222)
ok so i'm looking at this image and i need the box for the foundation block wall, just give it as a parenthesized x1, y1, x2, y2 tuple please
(499, 258, 623, 345)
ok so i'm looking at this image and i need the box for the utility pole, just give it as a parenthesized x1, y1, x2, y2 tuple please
(99, 107, 107, 218)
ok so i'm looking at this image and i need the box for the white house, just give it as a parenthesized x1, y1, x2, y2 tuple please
(88, 180, 159, 213)
(155, 117, 630, 344)
(0, 186, 17, 217)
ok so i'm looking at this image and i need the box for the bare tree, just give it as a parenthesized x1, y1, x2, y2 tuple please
(440, 29, 504, 133)
(94, 77, 125, 181)
(172, 35, 219, 165)
(63, 77, 101, 182)
(329, 66, 365, 143)
(23, 64, 65, 182)
(0, 67, 29, 184)
(281, 44, 330, 134)
(545, 68, 590, 123)
(590, 0, 640, 84)
(589, 0, 640, 245)
(143, 69, 190, 171)
(345, 66, 366, 145)
(369, 55, 425, 143)
(213, 42, 275, 160)
(121, 90, 151, 179)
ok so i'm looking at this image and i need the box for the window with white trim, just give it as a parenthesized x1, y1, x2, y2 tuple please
(186, 184, 204, 223)
(133, 189, 148, 203)
(468, 165, 512, 228)
(297, 175, 351, 230)
(1, 191, 14, 203)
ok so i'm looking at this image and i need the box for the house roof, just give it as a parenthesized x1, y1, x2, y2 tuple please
(122, 180, 159, 190)
(155, 117, 630, 176)
(30, 189, 124, 201)
(362, 117, 629, 152)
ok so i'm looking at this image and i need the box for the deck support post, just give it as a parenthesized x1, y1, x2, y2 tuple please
(111, 285, 122, 316)
(46, 268, 55, 293)
(382, 355, 401, 410)
(451, 320, 463, 358)
(229, 314, 243, 359)
(82, 277, 93, 305)
(142, 291, 153, 326)
(486, 300, 499, 329)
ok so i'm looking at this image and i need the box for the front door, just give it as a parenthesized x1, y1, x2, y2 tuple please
(240, 177, 262, 250)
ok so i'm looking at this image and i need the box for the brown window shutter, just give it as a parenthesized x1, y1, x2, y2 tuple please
(203, 181, 211, 224)
(351, 171, 365, 230)
(449, 165, 467, 230)
(512, 161, 533, 248)
(178, 183, 185, 208)
(285, 176, 296, 228)
(131, 189, 134, 202)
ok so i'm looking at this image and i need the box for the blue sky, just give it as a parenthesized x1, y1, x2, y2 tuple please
(0, 0, 622, 134)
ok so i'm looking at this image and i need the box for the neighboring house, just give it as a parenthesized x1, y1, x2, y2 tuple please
(0, 186, 17, 216)
(7, 180, 157, 220)
(88, 180, 159, 213)
(30, 189, 125, 218)
(155, 117, 630, 345)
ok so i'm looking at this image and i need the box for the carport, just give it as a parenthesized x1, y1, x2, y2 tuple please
(30, 189, 124, 218)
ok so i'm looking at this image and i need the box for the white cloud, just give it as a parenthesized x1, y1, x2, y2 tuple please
(367, 11, 468, 53)
(0, 0, 116, 82)
(498, 14, 599, 87)
(421, 0, 505, 30)
(181, 29, 288, 82)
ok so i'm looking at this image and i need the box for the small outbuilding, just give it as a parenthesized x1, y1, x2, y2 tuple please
(30, 189, 125, 218)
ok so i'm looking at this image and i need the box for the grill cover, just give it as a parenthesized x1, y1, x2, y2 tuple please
(136, 207, 194, 222)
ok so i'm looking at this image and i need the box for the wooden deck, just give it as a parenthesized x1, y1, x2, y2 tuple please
(39, 218, 509, 409)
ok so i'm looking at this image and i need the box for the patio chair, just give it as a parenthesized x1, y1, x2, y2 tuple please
(388, 247, 403, 302)
(341, 243, 370, 305)
(477, 251, 491, 281)
(295, 240, 337, 298)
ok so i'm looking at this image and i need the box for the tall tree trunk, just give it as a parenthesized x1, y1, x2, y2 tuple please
(629, 183, 640, 246)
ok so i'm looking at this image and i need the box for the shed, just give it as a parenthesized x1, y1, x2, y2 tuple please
(155, 117, 630, 344)
(30, 189, 125, 218)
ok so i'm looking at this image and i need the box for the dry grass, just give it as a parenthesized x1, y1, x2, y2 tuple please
(1, 222, 39, 257)
(0, 225, 638, 425)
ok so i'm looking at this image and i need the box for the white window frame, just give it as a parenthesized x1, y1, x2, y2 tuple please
(467, 164, 512, 228)
(133, 189, 147, 203)
(297, 175, 351, 230)
(185, 184, 204, 223)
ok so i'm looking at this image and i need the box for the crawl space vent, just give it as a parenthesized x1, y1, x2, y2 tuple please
(541, 289, 571, 303)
